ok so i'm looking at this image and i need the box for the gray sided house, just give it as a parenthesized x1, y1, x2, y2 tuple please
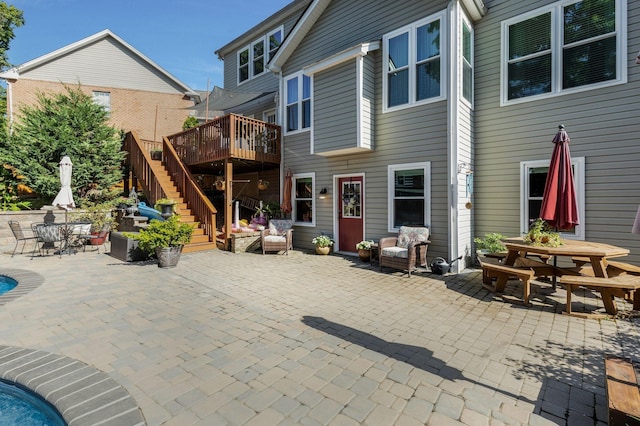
(215, 0, 640, 269)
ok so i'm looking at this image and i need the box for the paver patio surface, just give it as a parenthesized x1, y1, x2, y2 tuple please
(1, 245, 639, 425)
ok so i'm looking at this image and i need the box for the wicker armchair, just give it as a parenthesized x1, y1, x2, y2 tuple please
(261, 219, 294, 255)
(379, 226, 430, 277)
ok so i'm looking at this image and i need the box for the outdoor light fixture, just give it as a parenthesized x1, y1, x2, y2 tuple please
(319, 188, 328, 199)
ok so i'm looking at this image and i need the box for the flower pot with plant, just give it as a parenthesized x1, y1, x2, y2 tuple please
(70, 200, 118, 244)
(474, 233, 507, 263)
(356, 240, 374, 262)
(312, 235, 333, 255)
(524, 218, 562, 247)
(124, 215, 193, 268)
(150, 149, 162, 161)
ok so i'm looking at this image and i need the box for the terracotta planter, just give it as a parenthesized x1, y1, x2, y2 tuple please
(357, 249, 371, 262)
(315, 246, 330, 255)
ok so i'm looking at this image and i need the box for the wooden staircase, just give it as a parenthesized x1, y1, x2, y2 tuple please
(148, 159, 217, 253)
(124, 131, 218, 253)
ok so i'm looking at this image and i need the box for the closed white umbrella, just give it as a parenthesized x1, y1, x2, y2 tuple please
(51, 156, 76, 255)
(52, 156, 75, 211)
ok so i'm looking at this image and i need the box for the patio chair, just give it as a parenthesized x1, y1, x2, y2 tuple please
(8, 220, 38, 257)
(31, 223, 63, 258)
(379, 226, 430, 277)
(261, 219, 293, 255)
(79, 224, 110, 253)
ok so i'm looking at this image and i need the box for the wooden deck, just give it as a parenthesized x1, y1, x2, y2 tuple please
(166, 114, 281, 168)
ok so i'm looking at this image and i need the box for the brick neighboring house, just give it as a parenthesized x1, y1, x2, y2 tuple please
(0, 29, 199, 141)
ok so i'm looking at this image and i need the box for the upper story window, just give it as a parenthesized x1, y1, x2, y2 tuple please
(502, 0, 625, 105)
(462, 19, 473, 105)
(382, 12, 446, 112)
(92, 91, 111, 115)
(238, 26, 283, 84)
(285, 72, 311, 134)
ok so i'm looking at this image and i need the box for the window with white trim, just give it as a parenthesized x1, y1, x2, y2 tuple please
(237, 26, 283, 84)
(520, 157, 585, 239)
(502, 0, 624, 104)
(461, 18, 473, 104)
(285, 72, 311, 133)
(293, 173, 315, 226)
(92, 91, 111, 115)
(382, 12, 445, 112)
(388, 163, 431, 232)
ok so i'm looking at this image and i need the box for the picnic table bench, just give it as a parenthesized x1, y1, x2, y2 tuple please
(478, 255, 535, 305)
(560, 274, 640, 317)
(605, 355, 640, 425)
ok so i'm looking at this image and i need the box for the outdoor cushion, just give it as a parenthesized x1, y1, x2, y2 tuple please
(397, 226, 430, 249)
(264, 235, 287, 243)
(269, 219, 293, 235)
(381, 246, 408, 259)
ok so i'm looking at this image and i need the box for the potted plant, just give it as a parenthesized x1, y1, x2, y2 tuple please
(124, 215, 193, 268)
(150, 149, 162, 161)
(474, 233, 507, 254)
(154, 198, 177, 219)
(258, 179, 269, 191)
(312, 235, 333, 255)
(356, 240, 374, 262)
(70, 200, 118, 244)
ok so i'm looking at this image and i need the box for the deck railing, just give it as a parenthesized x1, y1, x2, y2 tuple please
(166, 114, 281, 166)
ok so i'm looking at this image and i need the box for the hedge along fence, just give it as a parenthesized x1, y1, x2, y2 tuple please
(0, 208, 68, 251)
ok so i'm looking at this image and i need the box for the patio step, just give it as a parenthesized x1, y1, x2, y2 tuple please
(182, 241, 218, 253)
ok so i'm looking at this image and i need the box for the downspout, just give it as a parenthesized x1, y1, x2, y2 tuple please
(447, 1, 460, 272)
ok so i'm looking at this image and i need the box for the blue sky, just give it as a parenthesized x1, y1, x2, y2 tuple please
(6, 0, 293, 90)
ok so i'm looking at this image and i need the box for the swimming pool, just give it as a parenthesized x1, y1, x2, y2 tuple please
(0, 380, 66, 425)
(0, 275, 17, 296)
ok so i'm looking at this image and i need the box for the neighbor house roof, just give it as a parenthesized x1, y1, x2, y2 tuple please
(0, 29, 199, 100)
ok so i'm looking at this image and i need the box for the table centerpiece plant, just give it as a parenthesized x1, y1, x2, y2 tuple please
(524, 218, 562, 247)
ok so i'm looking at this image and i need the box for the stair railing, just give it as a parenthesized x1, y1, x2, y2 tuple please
(161, 136, 217, 242)
(124, 131, 217, 242)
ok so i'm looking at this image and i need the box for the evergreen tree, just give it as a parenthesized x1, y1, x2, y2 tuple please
(3, 85, 125, 204)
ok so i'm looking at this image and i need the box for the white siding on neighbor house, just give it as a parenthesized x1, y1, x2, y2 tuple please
(21, 38, 186, 94)
(475, 0, 640, 263)
(361, 54, 375, 148)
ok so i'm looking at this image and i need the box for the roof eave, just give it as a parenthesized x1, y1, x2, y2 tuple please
(461, 0, 488, 21)
(268, 0, 333, 73)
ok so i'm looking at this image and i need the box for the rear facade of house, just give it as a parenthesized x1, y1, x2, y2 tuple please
(217, 0, 640, 268)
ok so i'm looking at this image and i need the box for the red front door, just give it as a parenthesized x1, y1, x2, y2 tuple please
(338, 176, 363, 253)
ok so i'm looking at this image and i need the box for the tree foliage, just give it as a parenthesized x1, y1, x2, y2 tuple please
(0, 1, 24, 71)
(182, 115, 199, 130)
(1, 85, 125, 205)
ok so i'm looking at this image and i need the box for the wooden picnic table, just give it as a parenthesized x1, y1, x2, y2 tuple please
(483, 238, 638, 317)
(502, 238, 629, 278)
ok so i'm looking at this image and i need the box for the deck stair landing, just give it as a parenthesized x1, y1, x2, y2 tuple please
(147, 153, 216, 253)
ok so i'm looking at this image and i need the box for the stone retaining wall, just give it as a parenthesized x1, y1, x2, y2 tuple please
(0, 209, 68, 251)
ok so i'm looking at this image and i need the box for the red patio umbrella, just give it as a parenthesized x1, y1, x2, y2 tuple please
(539, 125, 579, 230)
(281, 169, 293, 215)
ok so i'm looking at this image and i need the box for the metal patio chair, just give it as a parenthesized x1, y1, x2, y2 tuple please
(8, 220, 38, 257)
